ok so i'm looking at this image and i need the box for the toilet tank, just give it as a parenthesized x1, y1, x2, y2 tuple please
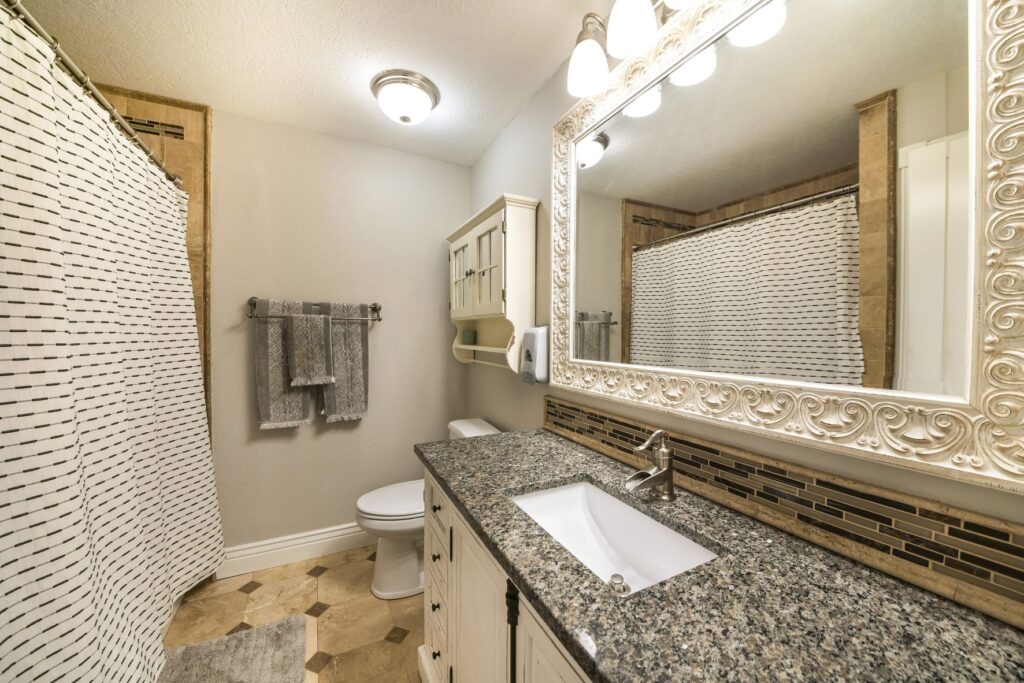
(448, 418, 500, 439)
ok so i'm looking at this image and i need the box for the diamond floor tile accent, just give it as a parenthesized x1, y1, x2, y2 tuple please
(367, 552, 376, 562)
(307, 565, 329, 578)
(226, 622, 252, 635)
(384, 626, 409, 644)
(305, 650, 333, 674)
(305, 602, 330, 618)
(238, 580, 262, 594)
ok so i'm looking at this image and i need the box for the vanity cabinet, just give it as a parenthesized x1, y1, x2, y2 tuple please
(421, 473, 587, 683)
(447, 194, 537, 373)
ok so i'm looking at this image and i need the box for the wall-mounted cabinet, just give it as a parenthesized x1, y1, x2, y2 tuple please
(448, 194, 537, 373)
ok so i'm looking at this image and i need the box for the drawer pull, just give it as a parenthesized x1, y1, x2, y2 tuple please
(431, 504, 441, 512)
(432, 650, 441, 660)
(431, 553, 441, 562)
(431, 602, 440, 611)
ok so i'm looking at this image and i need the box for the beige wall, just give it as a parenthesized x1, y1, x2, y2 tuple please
(467, 62, 1024, 524)
(212, 111, 470, 546)
(575, 191, 622, 361)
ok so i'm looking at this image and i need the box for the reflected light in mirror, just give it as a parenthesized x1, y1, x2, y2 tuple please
(623, 84, 662, 117)
(727, 0, 787, 47)
(577, 133, 609, 168)
(568, 38, 610, 97)
(607, 0, 659, 59)
(669, 45, 718, 86)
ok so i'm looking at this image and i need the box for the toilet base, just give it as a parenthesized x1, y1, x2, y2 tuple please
(370, 535, 424, 600)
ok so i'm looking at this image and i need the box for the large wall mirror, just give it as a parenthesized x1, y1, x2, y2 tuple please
(552, 0, 1024, 492)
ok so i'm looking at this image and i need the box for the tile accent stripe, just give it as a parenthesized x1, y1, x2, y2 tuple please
(544, 396, 1024, 628)
(124, 114, 186, 139)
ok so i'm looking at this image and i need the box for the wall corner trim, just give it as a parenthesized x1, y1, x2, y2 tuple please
(217, 522, 373, 578)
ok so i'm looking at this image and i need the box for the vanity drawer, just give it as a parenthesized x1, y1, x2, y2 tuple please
(426, 576, 448, 645)
(425, 612, 449, 683)
(426, 524, 449, 588)
(425, 475, 451, 551)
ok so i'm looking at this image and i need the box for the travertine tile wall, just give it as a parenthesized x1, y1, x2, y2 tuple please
(544, 396, 1024, 629)
(99, 85, 211, 412)
(855, 91, 897, 389)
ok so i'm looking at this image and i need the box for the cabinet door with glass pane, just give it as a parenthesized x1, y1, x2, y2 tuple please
(450, 234, 474, 320)
(471, 211, 505, 317)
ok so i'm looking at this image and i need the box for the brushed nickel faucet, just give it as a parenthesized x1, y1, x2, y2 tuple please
(624, 429, 676, 502)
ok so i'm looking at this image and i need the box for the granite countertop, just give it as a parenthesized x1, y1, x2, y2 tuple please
(414, 429, 1024, 683)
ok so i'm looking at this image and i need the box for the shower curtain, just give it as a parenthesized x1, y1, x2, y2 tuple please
(0, 9, 223, 682)
(630, 193, 864, 384)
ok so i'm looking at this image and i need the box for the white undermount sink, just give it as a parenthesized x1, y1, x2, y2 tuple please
(512, 482, 717, 595)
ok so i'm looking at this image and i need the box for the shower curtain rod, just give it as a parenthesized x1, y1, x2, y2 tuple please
(634, 183, 860, 252)
(2, 0, 181, 186)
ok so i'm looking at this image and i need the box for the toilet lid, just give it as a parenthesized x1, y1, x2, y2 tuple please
(357, 479, 424, 520)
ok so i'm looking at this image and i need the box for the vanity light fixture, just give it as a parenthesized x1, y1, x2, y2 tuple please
(606, 0, 659, 59)
(577, 133, 610, 168)
(370, 69, 440, 125)
(669, 44, 717, 86)
(623, 84, 662, 117)
(727, 0, 787, 47)
(567, 13, 611, 98)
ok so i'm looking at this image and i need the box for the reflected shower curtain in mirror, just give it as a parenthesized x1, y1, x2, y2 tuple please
(630, 194, 865, 384)
(0, 10, 223, 682)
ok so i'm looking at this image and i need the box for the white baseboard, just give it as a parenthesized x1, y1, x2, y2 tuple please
(217, 522, 374, 578)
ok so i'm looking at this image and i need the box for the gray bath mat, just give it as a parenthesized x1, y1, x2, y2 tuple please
(159, 615, 306, 683)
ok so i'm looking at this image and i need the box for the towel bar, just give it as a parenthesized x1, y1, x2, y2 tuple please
(247, 297, 382, 322)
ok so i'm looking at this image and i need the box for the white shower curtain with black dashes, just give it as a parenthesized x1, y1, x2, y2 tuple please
(0, 8, 223, 682)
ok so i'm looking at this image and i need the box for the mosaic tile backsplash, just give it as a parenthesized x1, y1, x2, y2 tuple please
(544, 396, 1024, 627)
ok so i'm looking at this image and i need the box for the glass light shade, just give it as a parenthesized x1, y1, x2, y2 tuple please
(727, 0, 787, 48)
(623, 85, 662, 118)
(669, 45, 717, 86)
(607, 0, 658, 59)
(375, 81, 434, 125)
(567, 38, 610, 98)
(663, 0, 696, 9)
(577, 135, 608, 168)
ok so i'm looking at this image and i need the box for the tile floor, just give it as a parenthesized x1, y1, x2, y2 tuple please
(165, 544, 423, 682)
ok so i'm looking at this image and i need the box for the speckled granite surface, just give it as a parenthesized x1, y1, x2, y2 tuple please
(415, 430, 1024, 683)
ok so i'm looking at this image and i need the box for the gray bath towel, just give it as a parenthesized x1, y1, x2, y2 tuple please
(286, 313, 334, 386)
(575, 311, 612, 362)
(320, 302, 368, 422)
(255, 299, 312, 429)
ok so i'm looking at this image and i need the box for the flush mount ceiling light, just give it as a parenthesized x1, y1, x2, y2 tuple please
(607, 0, 658, 59)
(567, 13, 610, 98)
(370, 69, 440, 125)
(669, 44, 717, 86)
(623, 84, 662, 118)
(727, 0, 787, 47)
(577, 133, 610, 168)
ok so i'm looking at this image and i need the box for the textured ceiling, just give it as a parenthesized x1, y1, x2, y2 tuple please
(579, 0, 967, 210)
(24, 0, 609, 165)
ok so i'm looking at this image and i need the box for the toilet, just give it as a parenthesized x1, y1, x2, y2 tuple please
(355, 418, 500, 599)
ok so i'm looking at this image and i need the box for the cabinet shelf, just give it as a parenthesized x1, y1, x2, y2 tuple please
(448, 194, 538, 373)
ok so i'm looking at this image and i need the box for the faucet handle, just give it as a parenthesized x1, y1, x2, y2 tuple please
(634, 429, 667, 454)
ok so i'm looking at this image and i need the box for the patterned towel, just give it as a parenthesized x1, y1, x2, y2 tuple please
(285, 313, 334, 386)
(319, 302, 369, 422)
(255, 300, 312, 429)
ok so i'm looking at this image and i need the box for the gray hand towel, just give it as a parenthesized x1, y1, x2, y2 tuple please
(255, 299, 312, 429)
(320, 302, 368, 422)
(286, 313, 335, 386)
(575, 311, 611, 362)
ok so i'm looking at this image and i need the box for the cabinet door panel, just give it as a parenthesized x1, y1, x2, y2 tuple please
(452, 517, 508, 682)
(516, 600, 587, 683)
(450, 235, 474, 320)
(472, 211, 505, 317)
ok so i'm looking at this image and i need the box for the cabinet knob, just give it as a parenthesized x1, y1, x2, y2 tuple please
(431, 553, 441, 562)
(431, 602, 440, 611)
(465, 269, 476, 277)
(431, 504, 441, 513)
(432, 650, 441, 660)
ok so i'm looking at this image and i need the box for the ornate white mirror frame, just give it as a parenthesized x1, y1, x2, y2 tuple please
(550, 0, 1024, 493)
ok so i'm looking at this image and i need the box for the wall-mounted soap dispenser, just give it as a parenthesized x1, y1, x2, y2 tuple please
(520, 326, 548, 384)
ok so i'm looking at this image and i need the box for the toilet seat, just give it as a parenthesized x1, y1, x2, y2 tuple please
(356, 479, 424, 521)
